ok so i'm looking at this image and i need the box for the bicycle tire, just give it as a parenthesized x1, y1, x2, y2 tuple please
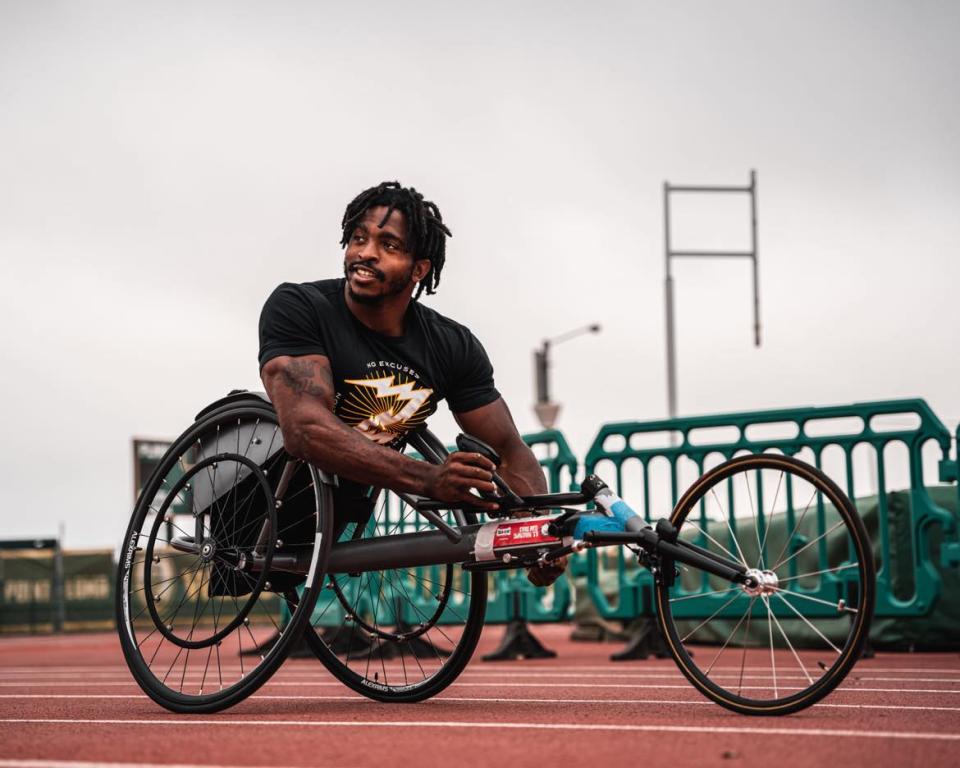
(116, 401, 333, 713)
(303, 431, 488, 702)
(655, 453, 875, 716)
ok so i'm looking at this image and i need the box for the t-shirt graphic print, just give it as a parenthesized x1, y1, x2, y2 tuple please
(339, 369, 434, 446)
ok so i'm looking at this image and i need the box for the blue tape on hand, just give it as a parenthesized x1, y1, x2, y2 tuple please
(608, 500, 636, 527)
(572, 501, 638, 540)
(572, 514, 624, 539)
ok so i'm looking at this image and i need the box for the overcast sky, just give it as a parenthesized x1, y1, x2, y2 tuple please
(1, 1, 958, 548)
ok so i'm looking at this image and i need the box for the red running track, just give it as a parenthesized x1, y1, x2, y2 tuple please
(1, 625, 958, 768)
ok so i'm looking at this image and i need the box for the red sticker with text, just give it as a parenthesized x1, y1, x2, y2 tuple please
(492, 518, 559, 549)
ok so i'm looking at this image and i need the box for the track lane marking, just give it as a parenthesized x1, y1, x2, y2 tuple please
(6, 670, 959, 684)
(0, 761, 339, 768)
(1, 718, 958, 741)
(4, 681, 960, 694)
(3, 664, 959, 674)
(2, 694, 960, 712)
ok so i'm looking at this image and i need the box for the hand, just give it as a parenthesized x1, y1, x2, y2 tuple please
(424, 452, 500, 511)
(507, 509, 569, 585)
(527, 555, 569, 587)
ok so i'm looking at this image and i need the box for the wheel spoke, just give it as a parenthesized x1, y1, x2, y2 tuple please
(341, 572, 365, 674)
(709, 487, 750, 568)
(764, 596, 778, 698)
(773, 520, 846, 572)
(684, 519, 745, 570)
(385, 568, 459, 650)
(757, 471, 784, 566)
(773, 591, 843, 655)
(160, 644, 186, 686)
(145, 630, 165, 667)
(776, 562, 859, 584)
(389, 568, 472, 600)
(399, 569, 468, 624)
(771, 486, 818, 571)
(768, 602, 815, 685)
(224, 451, 284, 535)
(736, 597, 756, 697)
(233, 592, 263, 661)
(742, 470, 764, 569)
(771, 586, 858, 614)
(133, 560, 197, 598)
(370, 571, 392, 687)
(703, 597, 757, 677)
(157, 561, 204, 628)
(669, 586, 739, 603)
(681, 591, 744, 644)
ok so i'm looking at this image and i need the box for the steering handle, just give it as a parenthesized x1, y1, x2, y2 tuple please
(455, 433, 525, 507)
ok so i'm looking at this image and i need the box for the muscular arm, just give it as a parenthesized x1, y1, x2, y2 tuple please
(454, 398, 547, 497)
(261, 354, 498, 507)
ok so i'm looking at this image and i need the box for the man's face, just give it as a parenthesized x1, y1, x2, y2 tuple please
(343, 206, 430, 306)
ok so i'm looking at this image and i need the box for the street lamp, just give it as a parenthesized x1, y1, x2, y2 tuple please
(533, 323, 602, 429)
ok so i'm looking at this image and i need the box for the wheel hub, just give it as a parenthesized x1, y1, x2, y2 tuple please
(199, 537, 217, 562)
(742, 567, 778, 596)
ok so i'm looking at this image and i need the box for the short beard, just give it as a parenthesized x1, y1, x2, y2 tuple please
(344, 261, 414, 306)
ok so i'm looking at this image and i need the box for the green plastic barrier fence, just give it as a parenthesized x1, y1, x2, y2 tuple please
(583, 399, 957, 625)
(940, 423, 960, 568)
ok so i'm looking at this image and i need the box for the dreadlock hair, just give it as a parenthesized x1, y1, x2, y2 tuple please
(340, 181, 452, 300)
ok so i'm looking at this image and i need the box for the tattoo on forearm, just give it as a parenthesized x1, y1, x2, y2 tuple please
(280, 359, 329, 398)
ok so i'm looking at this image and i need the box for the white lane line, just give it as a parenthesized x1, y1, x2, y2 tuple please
(0, 761, 315, 768)
(448, 683, 960, 694)
(3, 694, 960, 713)
(3, 681, 960, 694)
(4, 672, 959, 688)
(1, 662, 956, 681)
(441, 697, 960, 713)
(3, 664, 958, 674)
(7, 670, 959, 684)
(1, 718, 958, 741)
(7, 672, 696, 680)
(0, 696, 147, 699)
(857, 677, 960, 683)
(0, 673, 818, 682)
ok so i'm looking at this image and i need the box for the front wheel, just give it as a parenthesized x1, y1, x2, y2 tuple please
(655, 453, 875, 716)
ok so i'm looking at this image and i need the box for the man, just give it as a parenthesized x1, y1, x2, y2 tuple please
(258, 181, 564, 585)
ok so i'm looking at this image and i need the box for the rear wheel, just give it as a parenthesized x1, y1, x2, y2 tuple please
(655, 453, 874, 716)
(303, 431, 488, 702)
(116, 402, 333, 713)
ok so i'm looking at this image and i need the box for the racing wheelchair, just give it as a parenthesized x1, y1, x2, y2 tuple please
(116, 391, 875, 716)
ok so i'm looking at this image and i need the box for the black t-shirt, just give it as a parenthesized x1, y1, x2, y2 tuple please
(258, 278, 500, 450)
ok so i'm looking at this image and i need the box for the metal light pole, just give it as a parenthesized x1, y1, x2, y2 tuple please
(664, 170, 761, 419)
(534, 323, 602, 429)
